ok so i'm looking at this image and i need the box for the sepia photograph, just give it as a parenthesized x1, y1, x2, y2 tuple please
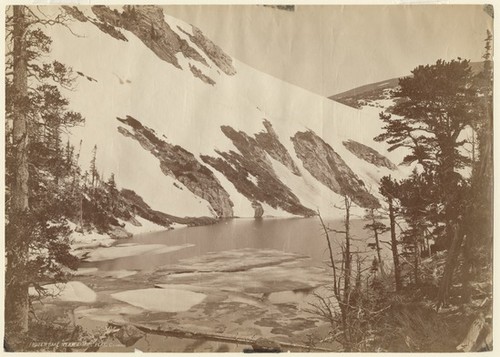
(3, 1, 494, 353)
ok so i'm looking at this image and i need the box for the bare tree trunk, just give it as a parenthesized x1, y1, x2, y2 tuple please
(373, 222, 385, 276)
(388, 200, 402, 291)
(437, 224, 464, 310)
(343, 196, 352, 303)
(5, 4, 30, 346)
(413, 234, 420, 285)
(342, 196, 353, 351)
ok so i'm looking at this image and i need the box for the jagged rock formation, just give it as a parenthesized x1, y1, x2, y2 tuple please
(291, 131, 379, 208)
(343, 140, 397, 170)
(62, 6, 89, 22)
(64, 5, 235, 85)
(262, 5, 296, 12)
(117, 116, 234, 217)
(255, 120, 301, 176)
(189, 64, 216, 85)
(201, 126, 315, 216)
(63, 5, 128, 41)
(90, 5, 208, 69)
(53, 5, 401, 220)
(178, 25, 237, 76)
(252, 201, 264, 218)
(121, 189, 218, 227)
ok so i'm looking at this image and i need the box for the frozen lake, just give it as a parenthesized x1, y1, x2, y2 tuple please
(39, 217, 386, 352)
(84, 217, 375, 271)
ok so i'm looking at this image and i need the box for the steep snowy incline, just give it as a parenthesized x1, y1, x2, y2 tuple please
(44, 5, 405, 219)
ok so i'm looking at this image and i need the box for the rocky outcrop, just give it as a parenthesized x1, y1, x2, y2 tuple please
(108, 225, 133, 239)
(117, 116, 234, 218)
(255, 120, 301, 176)
(121, 188, 218, 227)
(343, 140, 397, 170)
(62, 6, 89, 22)
(292, 130, 379, 208)
(201, 125, 315, 217)
(189, 64, 216, 86)
(63, 5, 128, 41)
(252, 201, 264, 218)
(90, 5, 208, 69)
(178, 26, 236, 76)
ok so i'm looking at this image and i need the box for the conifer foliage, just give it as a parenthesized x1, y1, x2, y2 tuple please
(4, 7, 145, 348)
(374, 33, 493, 306)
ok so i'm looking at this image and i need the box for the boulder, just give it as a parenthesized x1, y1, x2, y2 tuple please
(251, 337, 281, 352)
(115, 324, 144, 347)
(108, 225, 133, 239)
(252, 201, 264, 218)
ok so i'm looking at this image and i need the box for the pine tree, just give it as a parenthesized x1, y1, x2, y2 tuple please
(5, 6, 84, 345)
(459, 31, 494, 304)
(363, 208, 389, 276)
(90, 145, 98, 188)
(379, 175, 402, 292)
(106, 173, 119, 214)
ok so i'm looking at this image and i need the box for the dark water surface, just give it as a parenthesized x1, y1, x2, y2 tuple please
(85, 217, 378, 271)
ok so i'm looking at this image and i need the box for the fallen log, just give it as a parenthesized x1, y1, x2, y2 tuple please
(108, 320, 333, 352)
(456, 313, 492, 352)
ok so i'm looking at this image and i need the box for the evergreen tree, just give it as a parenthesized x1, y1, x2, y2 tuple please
(5, 6, 84, 345)
(375, 59, 476, 242)
(363, 208, 389, 276)
(379, 175, 402, 292)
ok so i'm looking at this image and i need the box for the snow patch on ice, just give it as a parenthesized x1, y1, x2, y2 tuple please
(29, 281, 97, 303)
(75, 267, 99, 276)
(101, 270, 138, 279)
(86, 243, 194, 262)
(120, 216, 167, 236)
(70, 230, 114, 257)
(111, 288, 206, 312)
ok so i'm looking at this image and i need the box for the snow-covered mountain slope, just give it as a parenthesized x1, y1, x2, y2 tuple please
(45, 5, 406, 220)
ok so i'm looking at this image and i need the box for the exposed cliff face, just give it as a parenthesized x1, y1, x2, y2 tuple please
(52, 5, 401, 220)
(63, 5, 128, 41)
(292, 131, 380, 208)
(178, 25, 237, 76)
(343, 140, 397, 170)
(252, 201, 264, 218)
(117, 116, 234, 217)
(255, 120, 301, 176)
(120, 189, 218, 226)
(201, 125, 315, 216)
(65, 5, 236, 84)
(189, 64, 216, 85)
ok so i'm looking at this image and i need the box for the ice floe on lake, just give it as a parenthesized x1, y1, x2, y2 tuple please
(158, 248, 308, 274)
(85, 243, 194, 262)
(111, 288, 206, 312)
(29, 281, 97, 303)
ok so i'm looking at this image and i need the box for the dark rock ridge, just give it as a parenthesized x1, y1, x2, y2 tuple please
(189, 63, 216, 86)
(262, 5, 296, 12)
(65, 5, 235, 83)
(252, 201, 264, 218)
(63, 5, 128, 41)
(121, 188, 218, 227)
(255, 119, 301, 176)
(291, 130, 379, 208)
(178, 25, 237, 76)
(89, 5, 208, 70)
(116, 115, 234, 218)
(343, 139, 397, 170)
(201, 125, 315, 217)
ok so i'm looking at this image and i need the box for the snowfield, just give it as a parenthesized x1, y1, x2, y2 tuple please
(42, 5, 406, 220)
